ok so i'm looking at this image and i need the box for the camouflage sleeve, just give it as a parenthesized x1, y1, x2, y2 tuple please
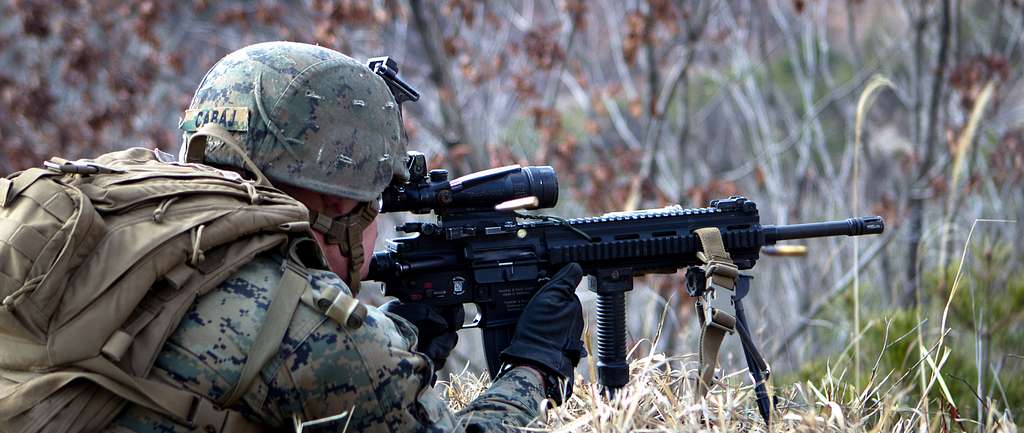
(257, 273, 548, 432)
(455, 367, 548, 433)
(102, 254, 549, 433)
(252, 269, 462, 432)
(259, 268, 548, 433)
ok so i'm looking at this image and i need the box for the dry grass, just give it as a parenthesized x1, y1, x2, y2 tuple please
(438, 351, 1019, 432)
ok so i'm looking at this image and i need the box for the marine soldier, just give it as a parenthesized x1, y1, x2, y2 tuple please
(100, 42, 587, 432)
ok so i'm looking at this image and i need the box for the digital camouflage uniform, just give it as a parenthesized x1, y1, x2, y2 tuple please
(101, 252, 546, 433)
(98, 42, 547, 432)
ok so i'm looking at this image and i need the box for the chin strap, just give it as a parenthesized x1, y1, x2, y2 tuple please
(308, 199, 380, 294)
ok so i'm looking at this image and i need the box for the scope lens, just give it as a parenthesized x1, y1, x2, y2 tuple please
(367, 251, 395, 281)
(522, 166, 558, 208)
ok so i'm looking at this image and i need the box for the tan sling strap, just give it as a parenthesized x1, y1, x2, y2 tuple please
(220, 237, 369, 408)
(294, 267, 366, 331)
(693, 227, 740, 398)
(0, 168, 59, 208)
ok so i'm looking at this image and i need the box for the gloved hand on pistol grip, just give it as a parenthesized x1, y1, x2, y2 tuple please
(380, 301, 465, 375)
(499, 262, 586, 403)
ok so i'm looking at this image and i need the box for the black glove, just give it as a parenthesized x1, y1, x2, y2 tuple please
(380, 301, 464, 375)
(499, 263, 586, 402)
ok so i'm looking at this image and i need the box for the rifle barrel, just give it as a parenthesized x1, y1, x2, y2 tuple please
(764, 216, 884, 243)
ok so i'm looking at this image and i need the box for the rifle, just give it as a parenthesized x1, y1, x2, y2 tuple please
(368, 153, 884, 421)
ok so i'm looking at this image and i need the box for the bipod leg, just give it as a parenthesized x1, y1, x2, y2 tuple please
(733, 275, 773, 426)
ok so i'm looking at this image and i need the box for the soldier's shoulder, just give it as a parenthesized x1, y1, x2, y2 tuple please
(227, 251, 288, 290)
(308, 267, 354, 297)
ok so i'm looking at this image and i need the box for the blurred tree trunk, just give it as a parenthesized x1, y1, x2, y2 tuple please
(904, 0, 951, 308)
(409, 0, 479, 174)
(846, 0, 862, 65)
(674, 1, 711, 205)
(644, 5, 659, 119)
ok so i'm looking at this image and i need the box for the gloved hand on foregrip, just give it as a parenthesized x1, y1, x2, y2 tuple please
(499, 263, 586, 403)
(380, 301, 464, 376)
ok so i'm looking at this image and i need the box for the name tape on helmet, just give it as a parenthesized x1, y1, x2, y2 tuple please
(179, 107, 250, 132)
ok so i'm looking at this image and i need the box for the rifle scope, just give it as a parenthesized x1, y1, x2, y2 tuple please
(380, 152, 558, 214)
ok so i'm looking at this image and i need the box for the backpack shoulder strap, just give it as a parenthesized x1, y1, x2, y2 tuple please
(218, 241, 310, 407)
(220, 237, 369, 408)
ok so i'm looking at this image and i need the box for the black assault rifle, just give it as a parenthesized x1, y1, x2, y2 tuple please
(368, 153, 884, 416)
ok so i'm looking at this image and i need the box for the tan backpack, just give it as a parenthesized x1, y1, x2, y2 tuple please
(0, 146, 314, 433)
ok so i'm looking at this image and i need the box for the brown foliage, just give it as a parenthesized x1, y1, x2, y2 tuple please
(0, 0, 409, 173)
(512, 68, 539, 98)
(990, 129, 1024, 185)
(622, 11, 645, 65)
(949, 55, 1010, 109)
(564, 0, 587, 29)
(523, 24, 565, 71)
(686, 179, 739, 208)
(870, 193, 900, 227)
(442, 0, 477, 26)
(792, 0, 807, 14)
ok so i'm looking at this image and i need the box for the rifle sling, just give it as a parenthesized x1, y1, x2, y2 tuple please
(693, 227, 738, 399)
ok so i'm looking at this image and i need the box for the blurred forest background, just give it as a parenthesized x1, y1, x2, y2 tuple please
(1, 0, 1022, 429)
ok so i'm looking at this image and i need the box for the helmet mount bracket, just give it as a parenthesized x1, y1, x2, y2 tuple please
(367, 56, 421, 105)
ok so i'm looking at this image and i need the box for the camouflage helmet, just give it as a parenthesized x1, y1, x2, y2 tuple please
(179, 41, 408, 201)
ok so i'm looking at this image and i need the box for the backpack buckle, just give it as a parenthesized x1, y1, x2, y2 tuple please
(44, 159, 125, 175)
(704, 258, 738, 292)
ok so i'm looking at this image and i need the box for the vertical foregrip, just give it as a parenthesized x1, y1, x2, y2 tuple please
(595, 291, 629, 389)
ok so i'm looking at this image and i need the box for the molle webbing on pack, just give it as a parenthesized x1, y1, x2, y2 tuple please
(0, 148, 311, 433)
